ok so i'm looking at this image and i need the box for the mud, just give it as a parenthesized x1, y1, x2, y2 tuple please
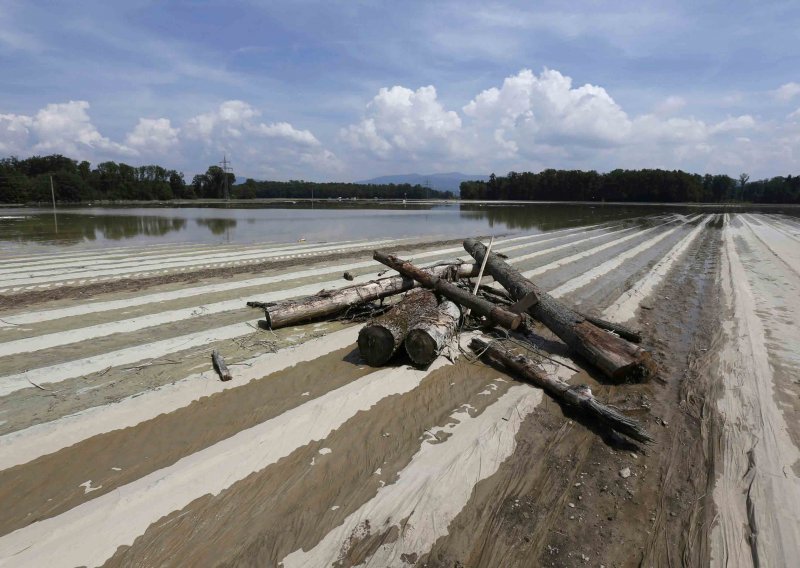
(1, 213, 798, 567)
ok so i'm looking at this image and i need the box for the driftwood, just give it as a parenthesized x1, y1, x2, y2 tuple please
(477, 284, 641, 343)
(212, 349, 232, 382)
(405, 300, 461, 366)
(373, 251, 522, 331)
(464, 238, 655, 382)
(470, 337, 653, 443)
(249, 262, 477, 329)
(358, 289, 438, 366)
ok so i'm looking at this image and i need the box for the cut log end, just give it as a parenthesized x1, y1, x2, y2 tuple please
(573, 321, 656, 383)
(404, 329, 439, 367)
(357, 325, 397, 367)
(612, 352, 658, 383)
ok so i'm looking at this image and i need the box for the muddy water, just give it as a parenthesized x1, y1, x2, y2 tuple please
(3, 202, 796, 251)
(1, 212, 799, 567)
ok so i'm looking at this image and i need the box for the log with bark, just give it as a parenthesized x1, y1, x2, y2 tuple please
(477, 284, 642, 343)
(405, 300, 461, 366)
(248, 262, 477, 329)
(470, 337, 653, 444)
(211, 349, 232, 382)
(358, 289, 438, 366)
(373, 251, 522, 331)
(463, 238, 655, 382)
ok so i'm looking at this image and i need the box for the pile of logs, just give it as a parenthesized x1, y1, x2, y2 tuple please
(247, 238, 658, 444)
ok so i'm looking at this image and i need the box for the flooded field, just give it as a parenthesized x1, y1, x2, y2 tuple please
(0, 209, 798, 567)
(4, 202, 796, 251)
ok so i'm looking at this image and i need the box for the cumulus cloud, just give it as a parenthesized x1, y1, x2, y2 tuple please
(125, 118, 180, 154)
(30, 101, 135, 157)
(341, 85, 461, 159)
(0, 101, 135, 159)
(342, 68, 762, 175)
(463, 68, 632, 150)
(774, 82, 800, 101)
(183, 100, 339, 178)
(0, 113, 32, 153)
(1, 98, 338, 180)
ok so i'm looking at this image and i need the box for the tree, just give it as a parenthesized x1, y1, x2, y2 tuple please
(738, 173, 750, 201)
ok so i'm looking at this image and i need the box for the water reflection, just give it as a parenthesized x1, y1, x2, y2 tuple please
(1, 202, 797, 251)
(0, 213, 188, 246)
(195, 218, 237, 236)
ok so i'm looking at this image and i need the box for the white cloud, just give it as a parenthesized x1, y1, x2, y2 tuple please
(340, 85, 461, 159)
(125, 118, 180, 154)
(0, 113, 32, 153)
(774, 82, 800, 101)
(463, 68, 632, 150)
(256, 122, 319, 146)
(342, 68, 767, 176)
(30, 101, 135, 157)
(183, 100, 340, 178)
(1, 101, 135, 160)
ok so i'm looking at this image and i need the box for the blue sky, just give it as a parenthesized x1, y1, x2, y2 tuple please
(1, 0, 799, 181)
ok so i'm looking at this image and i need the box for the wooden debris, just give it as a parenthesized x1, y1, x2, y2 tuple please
(358, 289, 438, 366)
(212, 349, 232, 382)
(249, 262, 477, 330)
(405, 300, 461, 366)
(463, 238, 655, 382)
(470, 337, 653, 444)
(477, 284, 642, 343)
(343, 271, 355, 281)
(373, 251, 522, 330)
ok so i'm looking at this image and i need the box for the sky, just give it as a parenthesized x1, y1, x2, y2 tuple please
(1, 0, 799, 182)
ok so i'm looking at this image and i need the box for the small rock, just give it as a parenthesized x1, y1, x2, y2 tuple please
(574, 482, 582, 487)
(569, 515, 576, 520)
(568, 502, 576, 508)
(620, 467, 632, 479)
(630, 452, 638, 459)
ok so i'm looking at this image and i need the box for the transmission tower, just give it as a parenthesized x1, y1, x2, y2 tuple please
(219, 154, 232, 201)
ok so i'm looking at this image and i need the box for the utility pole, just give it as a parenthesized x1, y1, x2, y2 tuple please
(50, 175, 58, 233)
(219, 155, 232, 201)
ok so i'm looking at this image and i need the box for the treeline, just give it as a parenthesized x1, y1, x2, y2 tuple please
(460, 169, 800, 203)
(0, 155, 194, 202)
(0, 154, 454, 204)
(233, 178, 454, 200)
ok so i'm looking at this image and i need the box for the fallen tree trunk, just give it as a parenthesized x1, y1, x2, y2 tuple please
(464, 238, 655, 382)
(405, 300, 461, 366)
(477, 284, 642, 343)
(249, 262, 477, 329)
(470, 337, 653, 444)
(579, 314, 642, 344)
(373, 251, 522, 330)
(358, 289, 438, 366)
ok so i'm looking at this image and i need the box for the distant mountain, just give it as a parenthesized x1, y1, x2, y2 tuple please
(357, 172, 489, 194)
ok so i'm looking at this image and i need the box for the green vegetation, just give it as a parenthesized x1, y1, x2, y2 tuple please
(460, 169, 800, 203)
(0, 154, 454, 203)
(233, 178, 454, 200)
(3, 155, 798, 204)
